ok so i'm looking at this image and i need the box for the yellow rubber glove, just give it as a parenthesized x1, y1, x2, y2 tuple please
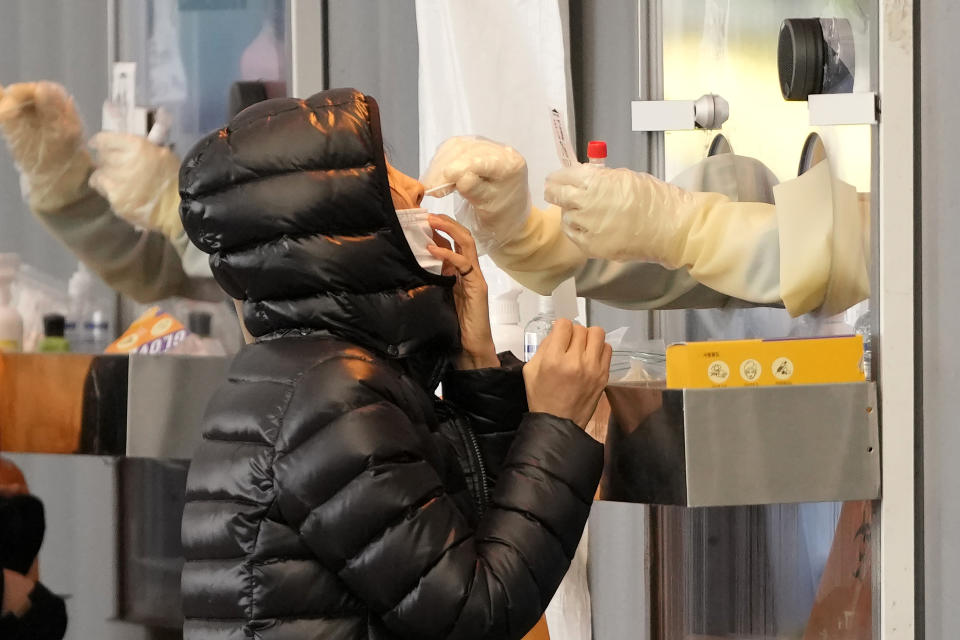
(547, 162, 778, 292)
(88, 132, 184, 242)
(421, 136, 531, 253)
(0, 82, 93, 213)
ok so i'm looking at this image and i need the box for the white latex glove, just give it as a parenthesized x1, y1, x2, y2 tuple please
(0, 82, 93, 213)
(420, 136, 531, 252)
(88, 132, 183, 241)
(545, 163, 699, 267)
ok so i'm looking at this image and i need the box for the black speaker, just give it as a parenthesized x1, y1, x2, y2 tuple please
(778, 18, 855, 102)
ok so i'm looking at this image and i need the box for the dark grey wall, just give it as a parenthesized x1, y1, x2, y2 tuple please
(0, 0, 109, 281)
(921, 2, 960, 637)
(326, 0, 419, 176)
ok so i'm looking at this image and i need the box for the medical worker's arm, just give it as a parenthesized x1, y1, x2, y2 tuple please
(0, 82, 213, 303)
(547, 160, 868, 316)
(275, 347, 606, 639)
(33, 192, 203, 303)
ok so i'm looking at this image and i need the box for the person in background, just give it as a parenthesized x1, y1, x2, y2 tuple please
(0, 457, 67, 639)
(179, 88, 610, 640)
(0, 81, 221, 303)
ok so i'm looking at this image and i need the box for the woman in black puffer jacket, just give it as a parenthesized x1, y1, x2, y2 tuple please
(179, 88, 611, 640)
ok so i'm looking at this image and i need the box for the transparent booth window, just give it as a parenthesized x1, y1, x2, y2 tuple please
(647, 1, 878, 638)
(117, 0, 289, 157)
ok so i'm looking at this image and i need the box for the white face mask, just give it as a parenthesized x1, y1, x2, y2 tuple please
(395, 208, 444, 275)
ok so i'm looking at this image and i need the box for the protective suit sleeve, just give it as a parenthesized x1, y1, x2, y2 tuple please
(33, 190, 217, 303)
(773, 159, 870, 316)
(486, 204, 588, 295)
(548, 160, 868, 316)
(275, 358, 603, 640)
(486, 204, 741, 309)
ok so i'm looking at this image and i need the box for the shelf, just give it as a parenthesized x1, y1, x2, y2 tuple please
(598, 382, 879, 507)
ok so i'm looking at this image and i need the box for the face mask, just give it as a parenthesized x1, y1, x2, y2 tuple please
(395, 208, 444, 275)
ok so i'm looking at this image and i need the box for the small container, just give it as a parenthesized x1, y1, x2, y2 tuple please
(523, 296, 556, 362)
(38, 314, 70, 353)
(587, 140, 607, 166)
(490, 290, 524, 361)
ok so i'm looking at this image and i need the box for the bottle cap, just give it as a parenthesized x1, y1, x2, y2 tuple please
(538, 295, 555, 314)
(587, 140, 607, 159)
(44, 314, 66, 338)
(490, 297, 520, 325)
(188, 311, 213, 337)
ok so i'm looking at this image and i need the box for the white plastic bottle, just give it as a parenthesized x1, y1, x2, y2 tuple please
(489, 289, 524, 360)
(523, 295, 556, 362)
(0, 254, 23, 353)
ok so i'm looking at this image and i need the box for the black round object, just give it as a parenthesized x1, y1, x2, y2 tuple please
(43, 313, 66, 338)
(707, 134, 733, 157)
(188, 311, 212, 338)
(778, 18, 825, 101)
(798, 132, 827, 175)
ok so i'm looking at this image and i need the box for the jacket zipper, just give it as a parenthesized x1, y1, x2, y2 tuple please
(459, 420, 490, 517)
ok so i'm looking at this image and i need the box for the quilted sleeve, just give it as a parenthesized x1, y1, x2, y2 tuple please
(274, 357, 603, 640)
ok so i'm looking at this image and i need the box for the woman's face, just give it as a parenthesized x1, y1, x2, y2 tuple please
(386, 162, 425, 210)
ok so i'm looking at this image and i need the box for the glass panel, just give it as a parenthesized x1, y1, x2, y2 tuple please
(662, 0, 875, 190)
(653, 1, 879, 638)
(118, 0, 290, 155)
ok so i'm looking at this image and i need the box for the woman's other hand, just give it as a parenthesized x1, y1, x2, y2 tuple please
(523, 319, 612, 428)
(427, 214, 499, 370)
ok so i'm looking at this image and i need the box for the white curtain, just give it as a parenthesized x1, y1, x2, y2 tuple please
(416, 2, 592, 638)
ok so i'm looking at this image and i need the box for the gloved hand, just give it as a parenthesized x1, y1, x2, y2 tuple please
(0, 82, 93, 213)
(421, 136, 531, 252)
(88, 132, 184, 242)
(545, 163, 704, 267)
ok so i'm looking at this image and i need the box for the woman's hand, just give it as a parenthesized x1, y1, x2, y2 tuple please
(523, 319, 612, 428)
(427, 214, 499, 370)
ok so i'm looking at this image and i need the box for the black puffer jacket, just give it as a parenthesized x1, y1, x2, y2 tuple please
(179, 88, 603, 640)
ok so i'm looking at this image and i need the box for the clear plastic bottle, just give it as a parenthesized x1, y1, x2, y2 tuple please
(0, 254, 23, 353)
(523, 295, 556, 362)
(66, 263, 113, 353)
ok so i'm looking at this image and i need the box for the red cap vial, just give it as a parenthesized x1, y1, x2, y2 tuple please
(587, 140, 607, 160)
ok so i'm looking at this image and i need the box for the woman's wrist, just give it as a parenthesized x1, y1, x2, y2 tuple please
(455, 347, 500, 370)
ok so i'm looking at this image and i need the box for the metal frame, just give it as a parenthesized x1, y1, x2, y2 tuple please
(635, 0, 919, 636)
(877, 1, 917, 637)
(290, 0, 326, 98)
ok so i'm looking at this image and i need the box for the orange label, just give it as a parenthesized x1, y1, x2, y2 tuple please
(105, 307, 188, 354)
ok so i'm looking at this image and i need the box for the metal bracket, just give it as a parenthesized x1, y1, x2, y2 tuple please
(808, 92, 878, 126)
(631, 94, 729, 132)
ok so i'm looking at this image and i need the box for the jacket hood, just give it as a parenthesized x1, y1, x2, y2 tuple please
(179, 88, 460, 362)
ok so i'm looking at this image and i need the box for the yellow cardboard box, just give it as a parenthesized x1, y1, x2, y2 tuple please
(666, 336, 865, 389)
